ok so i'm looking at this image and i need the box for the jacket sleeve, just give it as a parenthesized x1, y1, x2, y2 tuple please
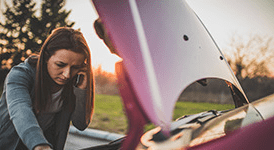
(5, 64, 52, 150)
(71, 87, 90, 130)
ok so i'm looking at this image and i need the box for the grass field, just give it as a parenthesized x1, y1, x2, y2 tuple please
(89, 94, 234, 134)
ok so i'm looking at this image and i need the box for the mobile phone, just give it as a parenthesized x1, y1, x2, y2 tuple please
(76, 74, 84, 85)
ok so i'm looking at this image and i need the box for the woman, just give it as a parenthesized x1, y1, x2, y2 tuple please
(0, 27, 94, 150)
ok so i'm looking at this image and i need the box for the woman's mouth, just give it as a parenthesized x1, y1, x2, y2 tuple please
(57, 77, 68, 83)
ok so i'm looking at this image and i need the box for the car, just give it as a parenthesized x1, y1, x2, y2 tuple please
(84, 0, 274, 149)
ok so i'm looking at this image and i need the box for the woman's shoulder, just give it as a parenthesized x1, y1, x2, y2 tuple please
(18, 55, 39, 71)
(26, 54, 39, 68)
(8, 55, 38, 79)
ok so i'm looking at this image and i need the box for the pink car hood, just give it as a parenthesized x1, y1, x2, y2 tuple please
(92, 0, 248, 135)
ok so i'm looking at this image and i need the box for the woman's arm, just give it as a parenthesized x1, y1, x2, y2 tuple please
(71, 86, 89, 130)
(71, 64, 94, 130)
(5, 64, 52, 150)
(71, 69, 90, 130)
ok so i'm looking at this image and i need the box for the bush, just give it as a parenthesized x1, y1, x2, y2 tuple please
(94, 65, 119, 95)
(178, 77, 274, 104)
(240, 76, 274, 102)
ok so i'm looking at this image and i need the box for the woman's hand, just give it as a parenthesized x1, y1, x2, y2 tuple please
(34, 145, 53, 150)
(76, 66, 88, 89)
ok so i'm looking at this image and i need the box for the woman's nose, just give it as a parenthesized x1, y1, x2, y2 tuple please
(62, 68, 71, 79)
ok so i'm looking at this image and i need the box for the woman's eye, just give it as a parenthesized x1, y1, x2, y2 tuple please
(56, 63, 65, 67)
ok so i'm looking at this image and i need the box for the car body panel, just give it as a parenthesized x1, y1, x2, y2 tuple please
(250, 93, 274, 119)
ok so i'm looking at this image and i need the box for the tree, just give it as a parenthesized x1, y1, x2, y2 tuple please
(30, 0, 74, 53)
(224, 34, 274, 80)
(0, 0, 74, 70)
(0, 0, 36, 68)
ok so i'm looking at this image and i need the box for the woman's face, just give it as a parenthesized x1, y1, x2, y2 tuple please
(47, 49, 86, 85)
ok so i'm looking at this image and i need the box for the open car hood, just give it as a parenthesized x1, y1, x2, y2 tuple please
(92, 0, 249, 144)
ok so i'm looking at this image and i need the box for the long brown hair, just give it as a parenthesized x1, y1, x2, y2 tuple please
(34, 27, 94, 124)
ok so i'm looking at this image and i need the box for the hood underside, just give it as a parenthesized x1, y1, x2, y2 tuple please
(92, 0, 248, 134)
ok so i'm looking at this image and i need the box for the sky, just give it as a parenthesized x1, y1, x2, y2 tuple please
(2, 0, 274, 73)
